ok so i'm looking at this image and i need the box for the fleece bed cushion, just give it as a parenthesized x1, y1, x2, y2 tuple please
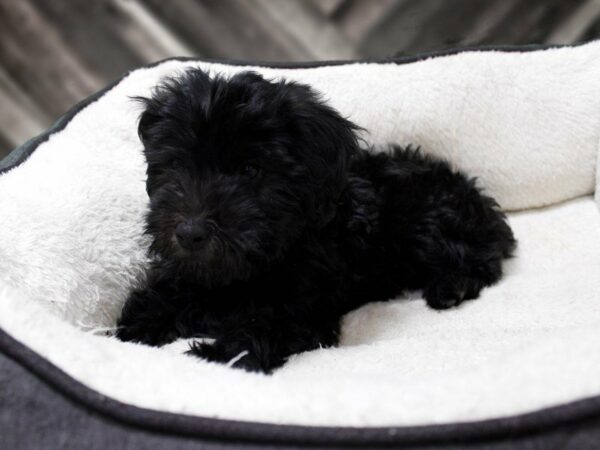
(1, 42, 600, 449)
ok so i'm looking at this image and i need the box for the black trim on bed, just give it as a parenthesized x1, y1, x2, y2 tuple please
(1, 41, 598, 448)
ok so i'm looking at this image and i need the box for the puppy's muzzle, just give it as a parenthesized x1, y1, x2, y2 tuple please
(175, 218, 212, 252)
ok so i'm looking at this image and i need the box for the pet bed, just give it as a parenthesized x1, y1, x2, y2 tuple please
(1, 42, 600, 449)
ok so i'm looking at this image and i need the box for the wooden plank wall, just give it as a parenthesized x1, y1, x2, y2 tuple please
(0, 0, 599, 158)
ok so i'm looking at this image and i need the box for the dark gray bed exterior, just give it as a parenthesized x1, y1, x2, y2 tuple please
(2, 43, 600, 449)
(3, 327, 600, 449)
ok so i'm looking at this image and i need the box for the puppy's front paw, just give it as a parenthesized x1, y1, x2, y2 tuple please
(423, 276, 484, 310)
(116, 323, 178, 347)
(187, 340, 279, 373)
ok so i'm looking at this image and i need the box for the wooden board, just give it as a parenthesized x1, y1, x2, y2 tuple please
(0, 0, 597, 158)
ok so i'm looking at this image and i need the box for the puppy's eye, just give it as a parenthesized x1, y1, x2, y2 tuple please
(171, 159, 183, 170)
(243, 164, 261, 178)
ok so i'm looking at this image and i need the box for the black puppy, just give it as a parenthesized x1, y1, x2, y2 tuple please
(117, 69, 515, 372)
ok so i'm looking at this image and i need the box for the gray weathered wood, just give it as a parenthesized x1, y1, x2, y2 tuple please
(1, 0, 599, 159)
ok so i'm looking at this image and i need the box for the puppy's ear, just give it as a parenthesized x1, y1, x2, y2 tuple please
(134, 70, 212, 196)
(136, 69, 212, 148)
(134, 89, 168, 148)
(137, 105, 159, 147)
(284, 82, 360, 228)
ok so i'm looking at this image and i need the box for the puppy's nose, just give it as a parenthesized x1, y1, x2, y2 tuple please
(175, 219, 209, 251)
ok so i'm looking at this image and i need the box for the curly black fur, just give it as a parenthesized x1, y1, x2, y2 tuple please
(117, 69, 516, 373)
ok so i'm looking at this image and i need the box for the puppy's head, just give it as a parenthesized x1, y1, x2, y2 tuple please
(137, 69, 359, 286)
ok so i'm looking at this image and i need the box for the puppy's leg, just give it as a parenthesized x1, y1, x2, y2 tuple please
(116, 272, 183, 346)
(358, 146, 516, 309)
(188, 308, 340, 373)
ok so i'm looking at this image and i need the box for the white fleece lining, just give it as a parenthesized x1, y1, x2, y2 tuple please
(596, 129, 600, 209)
(2, 197, 600, 427)
(1, 43, 600, 427)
